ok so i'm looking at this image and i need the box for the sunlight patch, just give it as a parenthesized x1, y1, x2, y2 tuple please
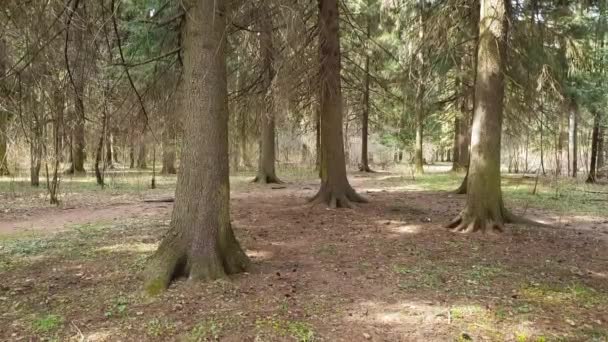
(96, 242, 157, 253)
(246, 249, 273, 260)
(390, 224, 422, 234)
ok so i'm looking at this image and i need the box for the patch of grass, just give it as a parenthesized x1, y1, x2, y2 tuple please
(187, 318, 224, 341)
(146, 318, 175, 337)
(394, 264, 445, 290)
(520, 282, 605, 308)
(466, 265, 503, 285)
(255, 317, 315, 342)
(32, 314, 63, 333)
(104, 296, 129, 318)
(316, 244, 337, 256)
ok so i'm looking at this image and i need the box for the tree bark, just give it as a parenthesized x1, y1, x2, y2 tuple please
(137, 131, 147, 169)
(144, 0, 249, 294)
(68, 2, 87, 175)
(447, 0, 514, 233)
(254, 8, 281, 184)
(359, 2, 373, 173)
(310, 0, 366, 208)
(597, 125, 604, 170)
(586, 111, 601, 183)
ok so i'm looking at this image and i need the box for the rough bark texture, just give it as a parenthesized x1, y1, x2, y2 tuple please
(597, 125, 604, 170)
(254, 8, 281, 184)
(310, 0, 366, 208)
(143, 0, 249, 294)
(586, 111, 600, 183)
(448, 0, 512, 233)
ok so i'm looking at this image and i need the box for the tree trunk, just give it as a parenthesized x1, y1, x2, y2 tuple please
(254, 8, 281, 184)
(569, 101, 578, 177)
(310, 0, 366, 208)
(105, 131, 114, 169)
(0, 39, 9, 176)
(137, 132, 147, 169)
(68, 3, 87, 175)
(161, 95, 178, 175)
(0, 112, 8, 176)
(447, 0, 514, 233)
(315, 104, 321, 172)
(452, 117, 460, 170)
(414, 91, 424, 173)
(359, 4, 372, 173)
(597, 125, 604, 170)
(144, 0, 249, 295)
(586, 111, 600, 183)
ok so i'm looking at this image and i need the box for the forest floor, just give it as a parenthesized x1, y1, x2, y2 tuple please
(1, 164, 607, 342)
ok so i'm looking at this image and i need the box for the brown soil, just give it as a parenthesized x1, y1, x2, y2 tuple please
(1, 173, 607, 341)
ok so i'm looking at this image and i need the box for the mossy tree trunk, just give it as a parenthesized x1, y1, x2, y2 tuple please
(144, 0, 249, 294)
(254, 8, 281, 184)
(310, 0, 366, 208)
(447, 0, 515, 233)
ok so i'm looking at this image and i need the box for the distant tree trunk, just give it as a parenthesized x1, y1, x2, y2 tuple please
(0, 112, 8, 176)
(447, 0, 517, 233)
(94, 131, 105, 186)
(129, 141, 135, 169)
(0, 40, 9, 176)
(597, 125, 604, 170)
(68, 2, 87, 175)
(310, 0, 366, 208)
(161, 96, 178, 175)
(105, 130, 114, 169)
(315, 104, 321, 172)
(137, 132, 147, 169)
(30, 117, 43, 187)
(586, 111, 600, 183)
(254, 8, 281, 184)
(143, 0, 249, 294)
(446, 148, 452, 162)
(539, 113, 546, 175)
(360, 5, 372, 173)
(569, 102, 578, 177)
(452, 117, 460, 170)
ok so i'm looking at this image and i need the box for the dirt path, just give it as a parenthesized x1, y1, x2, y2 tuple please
(0, 201, 172, 235)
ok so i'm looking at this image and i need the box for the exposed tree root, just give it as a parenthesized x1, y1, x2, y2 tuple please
(252, 174, 283, 184)
(308, 185, 367, 209)
(446, 207, 552, 233)
(143, 228, 249, 296)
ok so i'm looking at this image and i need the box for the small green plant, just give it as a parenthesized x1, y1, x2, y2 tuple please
(105, 296, 129, 318)
(32, 314, 63, 333)
(188, 319, 223, 341)
(146, 318, 175, 337)
(255, 317, 315, 342)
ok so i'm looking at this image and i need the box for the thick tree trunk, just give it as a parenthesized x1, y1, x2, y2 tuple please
(144, 0, 249, 295)
(447, 0, 514, 233)
(569, 102, 578, 177)
(586, 111, 600, 183)
(315, 105, 321, 172)
(254, 8, 281, 184)
(105, 131, 114, 169)
(310, 0, 366, 208)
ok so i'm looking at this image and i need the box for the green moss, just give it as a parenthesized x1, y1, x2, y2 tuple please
(144, 277, 167, 297)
